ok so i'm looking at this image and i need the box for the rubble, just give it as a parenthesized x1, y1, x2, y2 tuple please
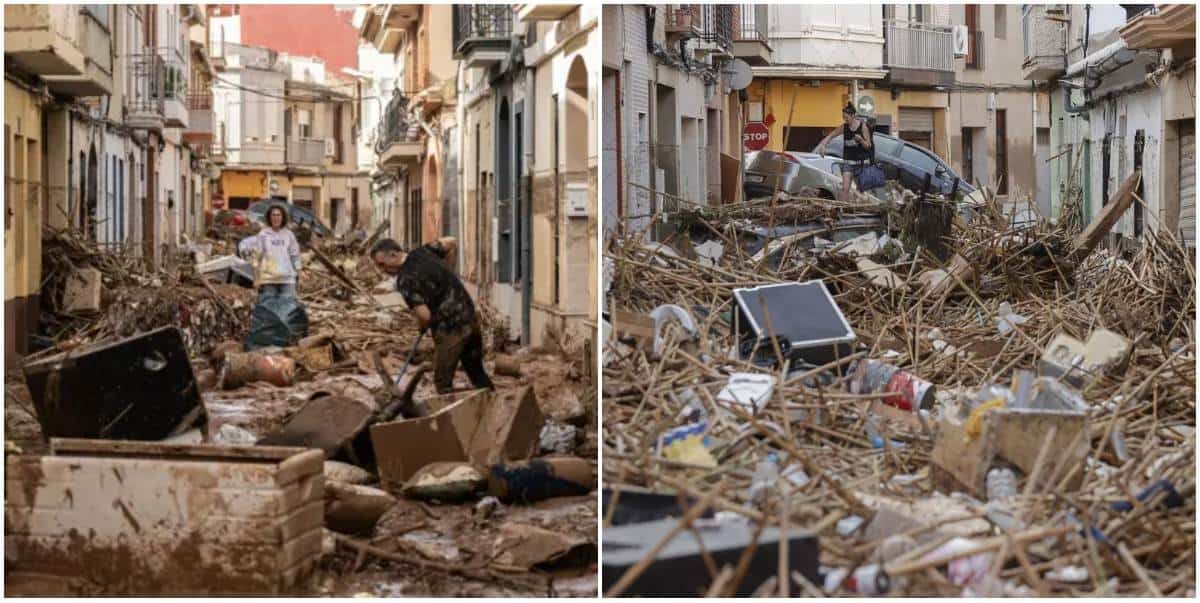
(7, 227, 596, 596)
(604, 189, 1194, 596)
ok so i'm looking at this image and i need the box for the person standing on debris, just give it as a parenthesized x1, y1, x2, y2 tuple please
(370, 237, 495, 394)
(820, 103, 874, 202)
(238, 204, 302, 301)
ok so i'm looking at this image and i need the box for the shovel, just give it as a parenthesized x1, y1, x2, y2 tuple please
(372, 330, 429, 422)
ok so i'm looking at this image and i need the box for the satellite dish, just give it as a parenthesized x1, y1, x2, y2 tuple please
(726, 59, 753, 91)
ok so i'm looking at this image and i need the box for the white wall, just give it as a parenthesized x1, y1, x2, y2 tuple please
(770, 5, 884, 68)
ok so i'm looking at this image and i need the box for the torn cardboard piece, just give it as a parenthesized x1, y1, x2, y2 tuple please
(370, 387, 545, 490)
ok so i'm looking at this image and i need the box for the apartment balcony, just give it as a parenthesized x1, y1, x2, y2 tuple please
(240, 141, 284, 166)
(39, 6, 114, 97)
(184, 92, 214, 144)
(695, 5, 734, 56)
(453, 5, 513, 69)
(360, 4, 419, 53)
(287, 138, 327, 168)
(375, 97, 423, 167)
(733, 5, 771, 65)
(1120, 4, 1196, 50)
(1022, 5, 1067, 81)
(883, 19, 954, 87)
(665, 5, 701, 38)
(4, 5, 86, 76)
(516, 4, 578, 22)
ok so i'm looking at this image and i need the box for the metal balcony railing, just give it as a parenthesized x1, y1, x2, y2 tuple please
(374, 96, 422, 155)
(737, 5, 768, 43)
(666, 5, 698, 33)
(966, 30, 984, 69)
(698, 4, 734, 50)
(452, 5, 513, 53)
(883, 19, 954, 72)
(187, 91, 212, 110)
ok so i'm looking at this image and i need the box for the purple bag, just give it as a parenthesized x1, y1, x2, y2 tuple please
(856, 163, 886, 191)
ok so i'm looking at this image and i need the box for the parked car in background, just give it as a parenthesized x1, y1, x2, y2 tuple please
(743, 150, 842, 200)
(246, 200, 333, 238)
(815, 131, 975, 197)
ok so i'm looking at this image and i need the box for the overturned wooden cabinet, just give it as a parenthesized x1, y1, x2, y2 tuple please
(5, 439, 324, 595)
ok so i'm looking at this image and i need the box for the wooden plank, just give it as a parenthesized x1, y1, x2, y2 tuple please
(1071, 170, 1141, 261)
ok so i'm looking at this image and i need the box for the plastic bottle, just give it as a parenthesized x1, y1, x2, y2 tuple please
(748, 452, 780, 504)
(986, 467, 1018, 501)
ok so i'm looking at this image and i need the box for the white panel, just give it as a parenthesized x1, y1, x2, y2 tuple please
(1180, 127, 1195, 247)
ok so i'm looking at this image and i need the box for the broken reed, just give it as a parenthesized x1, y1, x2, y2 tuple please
(603, 196, 1195, 596)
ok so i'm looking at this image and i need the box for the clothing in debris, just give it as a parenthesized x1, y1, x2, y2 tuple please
(239, 226, 302, 286)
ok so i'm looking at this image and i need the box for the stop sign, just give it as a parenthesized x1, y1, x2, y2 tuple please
(743, 122, 770, 151)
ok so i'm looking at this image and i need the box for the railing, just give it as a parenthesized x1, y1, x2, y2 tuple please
(287, 138, 326, 167)
(187, 91, 212, 110)
(452, 5, 513, 52)
(126, 52, 166, 115)
(737, 5, 768, 43)
(966, 30, 984, 69)
(665, 5, 699, 33)
(375, 96, 422, 155)
(698, 5, 734, 50)
(883, 19, 954, 72)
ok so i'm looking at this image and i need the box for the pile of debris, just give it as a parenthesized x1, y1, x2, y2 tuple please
(7, 226, 597, 596)
(601, 174, 1194, 597)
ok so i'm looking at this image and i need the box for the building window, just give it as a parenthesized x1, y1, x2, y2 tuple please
(996, 109, 1009, 196)
(961, 128, 974, 186)
(994, 4, 1006, 39)
(83, 5, 110, 30)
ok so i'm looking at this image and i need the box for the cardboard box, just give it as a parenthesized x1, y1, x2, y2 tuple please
(5, 439, 324, 595)
(62, 267, 103, 314)
(370, 387, 544, 490)
(932, 407, 1089, 497)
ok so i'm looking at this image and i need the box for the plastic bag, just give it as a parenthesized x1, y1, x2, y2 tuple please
(244, 295, 309, 350)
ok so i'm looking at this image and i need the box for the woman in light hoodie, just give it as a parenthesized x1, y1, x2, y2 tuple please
(238, 204, 302, 301)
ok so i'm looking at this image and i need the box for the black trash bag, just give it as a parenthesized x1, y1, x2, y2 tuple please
(244, 295, 309, 350)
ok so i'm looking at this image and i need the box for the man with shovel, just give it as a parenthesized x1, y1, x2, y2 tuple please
(370, 237, 494, 394)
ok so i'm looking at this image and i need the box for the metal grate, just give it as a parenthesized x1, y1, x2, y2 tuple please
(737, 5, 768, 43)
(374, 95, 421, 155)
(453, 5, 513, 52)
(698, 5, 734, 50)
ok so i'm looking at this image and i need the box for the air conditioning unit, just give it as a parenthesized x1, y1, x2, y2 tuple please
(953, 25, 969, 57)
(325, 139, 336, 157)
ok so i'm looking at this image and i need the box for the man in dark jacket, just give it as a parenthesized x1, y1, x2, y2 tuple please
(370, 237, 494, 393)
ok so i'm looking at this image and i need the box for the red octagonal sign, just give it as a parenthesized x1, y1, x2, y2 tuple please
(743, 122, 769, 151)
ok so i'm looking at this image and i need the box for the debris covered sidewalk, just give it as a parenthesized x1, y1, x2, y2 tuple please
(5, 226, 598, 597)
(601, 182, 1195, 597)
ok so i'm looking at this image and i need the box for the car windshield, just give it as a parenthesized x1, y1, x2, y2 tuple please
(873, 135, 902, 157)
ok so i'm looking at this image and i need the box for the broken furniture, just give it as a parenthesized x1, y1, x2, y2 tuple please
(602, 518, 820, 596)
(5, 439, 323, 595)
(601, 485, 713, 527)
(932, 399, 1090, 498)
(22, 327, 203, 441)
(257, 391, 375, 456)
(733, 280, 856, 367)
(370, 386, 545, 491)
(196, 254, 256, 288)
(1040, 328, 1132, 388)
